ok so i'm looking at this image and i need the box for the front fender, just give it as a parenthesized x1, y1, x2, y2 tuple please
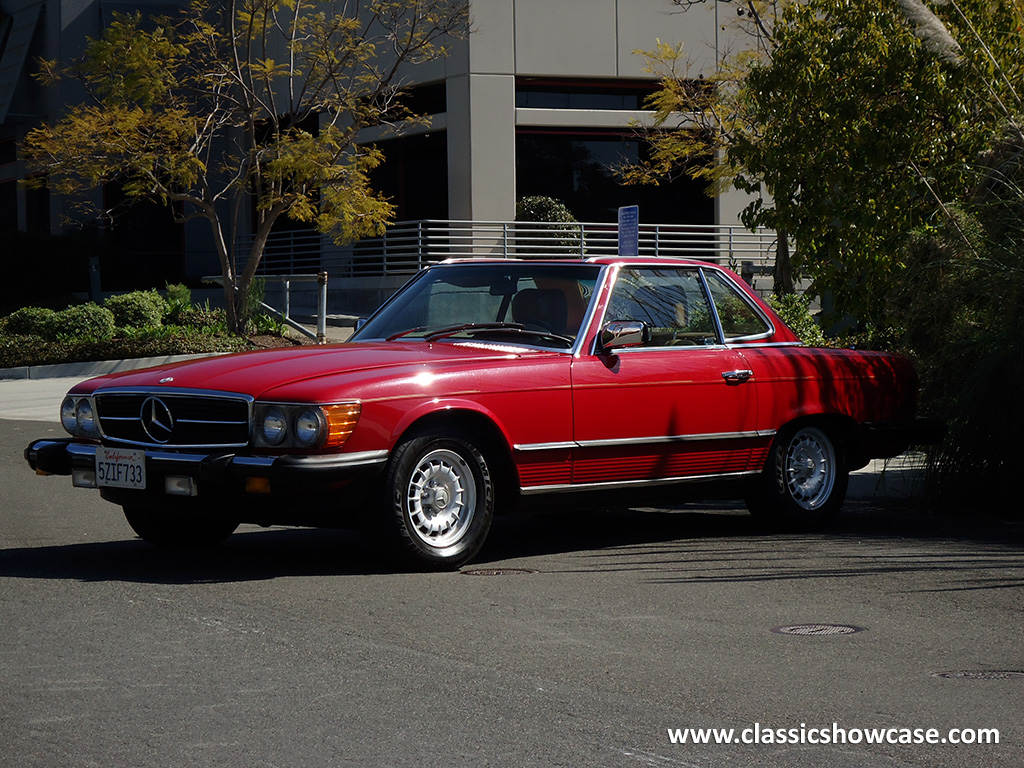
(389, 397, 515, 449)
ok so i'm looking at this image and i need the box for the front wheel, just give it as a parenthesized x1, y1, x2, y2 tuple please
(746, 424, 848, 529)
(123, 505, 239, 548)
(378, 432, 495, 569)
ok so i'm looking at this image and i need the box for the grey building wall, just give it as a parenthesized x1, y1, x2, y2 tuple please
(1, 0, 757, 259)
(432, 0, 751, 224)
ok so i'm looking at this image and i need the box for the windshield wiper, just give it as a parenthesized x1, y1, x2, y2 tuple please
(426, 323, 575, 347)
(388, 322, 574, 347)
(422, 322, 525, 341)
(385, 326, 426, 342)
(385, 323, 520, 342)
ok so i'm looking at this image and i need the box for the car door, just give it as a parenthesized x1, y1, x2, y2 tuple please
(570, 265, 761, 487)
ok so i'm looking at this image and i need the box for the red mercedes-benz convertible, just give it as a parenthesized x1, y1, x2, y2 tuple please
(25, 258, 940, 567)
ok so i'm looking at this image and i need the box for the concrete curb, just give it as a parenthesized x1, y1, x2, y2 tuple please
(848, 454, 928, 501)
(0, 353, 225, 382)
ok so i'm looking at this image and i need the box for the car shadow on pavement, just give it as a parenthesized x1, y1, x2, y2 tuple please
(0, 500, 1020, 586)
(0, 526, 394, 585)
(473, 499, 1024, 591)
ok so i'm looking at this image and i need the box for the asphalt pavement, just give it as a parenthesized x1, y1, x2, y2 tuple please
(2, 410, 1021, 768)
(2, 351, 1022, 767)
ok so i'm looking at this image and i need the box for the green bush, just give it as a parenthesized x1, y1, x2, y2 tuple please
(515, 195, 577, 222)
(177, 305, 228, 331)
(514, 195, 583, 254)
(769, 293, 826, 347)
(0, 329, 249, 369)
(52, 303, 116, 342)
(4, 306, 59, 338)
(251, 312, 288, 336)
(104, 290, 167, 329)
(164, 282, 192, 324)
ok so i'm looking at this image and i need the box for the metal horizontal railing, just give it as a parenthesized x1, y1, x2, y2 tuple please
(238, 219, 782, 278)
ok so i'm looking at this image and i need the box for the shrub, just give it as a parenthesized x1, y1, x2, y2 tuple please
(0, 329, 249, 368)
(251, 312, 288, 336)
(52, 303, 116, 342)
(515, 195, 576, 223)
(164, 282, 192, 324)
(769, 293, 826, 347)
(177, 305, 228, 331)
(4, 306, 59, 338)
(514, 195, 583, 255)
(104, 290, 167, 329)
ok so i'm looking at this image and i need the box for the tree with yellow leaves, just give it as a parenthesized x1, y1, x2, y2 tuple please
(23, 0, 469, 332)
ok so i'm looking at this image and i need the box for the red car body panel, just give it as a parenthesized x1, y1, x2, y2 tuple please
(740, 346, 919, 429)
(31, 258, 933, 514)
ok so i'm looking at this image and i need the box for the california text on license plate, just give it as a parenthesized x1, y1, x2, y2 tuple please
(96, 447, 147, 489)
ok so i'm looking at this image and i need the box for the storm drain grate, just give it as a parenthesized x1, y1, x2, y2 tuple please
(461, 568, 538, 576)
(932, 670, 1024, 680)
(771, 624, 866, 636)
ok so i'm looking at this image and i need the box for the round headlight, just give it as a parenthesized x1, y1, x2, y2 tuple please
(76, 399, 97, 437)
(60, 397, 78, 434)
(294, 409, 324, 448)
(262, 408, 287, 445)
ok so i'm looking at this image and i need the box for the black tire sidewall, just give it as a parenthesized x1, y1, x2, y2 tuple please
(383, 433, 495, 568)
(749, 424, 848, 529)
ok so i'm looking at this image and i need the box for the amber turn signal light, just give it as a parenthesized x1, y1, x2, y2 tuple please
(322, 403, 361, 448)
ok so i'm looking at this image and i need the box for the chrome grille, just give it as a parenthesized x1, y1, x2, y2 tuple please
(94, 390, 251, 448)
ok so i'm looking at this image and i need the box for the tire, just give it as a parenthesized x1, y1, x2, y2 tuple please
(122, 505, 239, 548)
(378, 432, 495, 569)
(745, 424, 848, 529)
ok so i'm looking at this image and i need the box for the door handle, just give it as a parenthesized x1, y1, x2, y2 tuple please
(722, 369, 753, 383)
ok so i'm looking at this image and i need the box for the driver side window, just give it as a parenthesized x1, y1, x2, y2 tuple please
(606, 267, 717, 347)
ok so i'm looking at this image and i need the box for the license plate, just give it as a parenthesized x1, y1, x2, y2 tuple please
(96, 447, 147, 489)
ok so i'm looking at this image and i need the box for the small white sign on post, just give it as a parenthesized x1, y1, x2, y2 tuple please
(618, 205, 639, 257)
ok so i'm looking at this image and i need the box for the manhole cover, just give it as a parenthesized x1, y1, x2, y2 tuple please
(461, 567, 537, 576)
(932, 670, 1024, 680)
(771, 623, 865, 636)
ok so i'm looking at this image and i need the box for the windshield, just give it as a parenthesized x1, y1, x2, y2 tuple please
(352, 263, 602, 349)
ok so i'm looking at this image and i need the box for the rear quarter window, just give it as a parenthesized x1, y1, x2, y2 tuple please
(704, 271, 772, 339)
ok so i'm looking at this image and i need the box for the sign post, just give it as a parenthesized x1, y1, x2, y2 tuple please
(618, 205, 639, 257)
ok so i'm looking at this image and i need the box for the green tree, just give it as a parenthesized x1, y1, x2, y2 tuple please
(621, 2, 791, 290)
(626, 0, 1023, 328)
(733, 0, 1020, 327)
(891, 126, 1024, 514)
(23, 0, 470, 333)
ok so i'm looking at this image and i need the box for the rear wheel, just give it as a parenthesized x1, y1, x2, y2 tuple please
(378, 431, 495, 569)
(122, 505, 239, 548)
(746, 424, 848, 529)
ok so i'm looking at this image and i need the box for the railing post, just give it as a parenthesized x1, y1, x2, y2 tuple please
(317, 271, 328, 345)
(418, 221, 424, 270)
(284, 279, 291, 321)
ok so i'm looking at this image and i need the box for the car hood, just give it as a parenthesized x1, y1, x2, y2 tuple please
(70, 341, 554, 398)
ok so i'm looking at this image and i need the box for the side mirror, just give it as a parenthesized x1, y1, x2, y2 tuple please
(354, 318, 368, 332)
(600, 320, 650, 351)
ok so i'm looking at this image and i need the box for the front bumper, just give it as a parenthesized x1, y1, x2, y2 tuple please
(25, 438, 389, 499)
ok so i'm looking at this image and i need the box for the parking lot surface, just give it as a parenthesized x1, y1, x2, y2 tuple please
(2, 411, 1022, 767)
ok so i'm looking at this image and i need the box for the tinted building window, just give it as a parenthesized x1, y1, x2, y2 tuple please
(371, 131, 448, 221)
(515, 78, 659, 110)
(516, 129, 713, 225)
(0, 180, 16, 231)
